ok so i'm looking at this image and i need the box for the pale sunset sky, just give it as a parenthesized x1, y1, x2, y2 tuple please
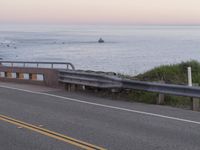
(0, 0, 200, 25)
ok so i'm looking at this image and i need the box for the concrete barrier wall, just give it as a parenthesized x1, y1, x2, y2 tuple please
(0, 66, 60, 87)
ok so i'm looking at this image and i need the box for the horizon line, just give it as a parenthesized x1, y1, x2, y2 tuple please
(1, 23, 200, 26)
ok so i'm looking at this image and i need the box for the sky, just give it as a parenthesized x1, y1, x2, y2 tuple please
(0, 0, 200, 25)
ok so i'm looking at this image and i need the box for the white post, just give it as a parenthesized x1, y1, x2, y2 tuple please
(187, 67, 192, 86)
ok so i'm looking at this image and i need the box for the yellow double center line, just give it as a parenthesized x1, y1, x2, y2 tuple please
(0, 114, 106, 150)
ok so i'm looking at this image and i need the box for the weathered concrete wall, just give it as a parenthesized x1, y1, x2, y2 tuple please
(0, 66, 60, 87)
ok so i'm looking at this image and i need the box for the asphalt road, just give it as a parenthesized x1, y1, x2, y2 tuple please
(0, 83, 200, 150)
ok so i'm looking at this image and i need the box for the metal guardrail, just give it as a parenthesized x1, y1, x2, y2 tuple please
(0, 61, 75, 70)
(59, 70, 122, 88)
(122, 79, 200, 98)
(59, 70, 200, 98)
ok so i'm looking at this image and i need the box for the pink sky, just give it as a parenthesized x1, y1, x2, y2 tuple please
(0, 0, 200, 25)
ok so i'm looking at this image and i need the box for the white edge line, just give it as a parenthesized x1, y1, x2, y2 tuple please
(0, 85, 200, 125)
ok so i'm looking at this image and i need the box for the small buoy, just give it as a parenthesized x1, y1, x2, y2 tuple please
(98, 38, 104, 43)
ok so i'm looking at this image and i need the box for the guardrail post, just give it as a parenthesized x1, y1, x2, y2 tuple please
(111, 88, 120, 93)
(157, 93, 165, 105)
(76, 85, 86, 91)
(65, 84, 70, 91)
(82, 85, 86, 91)
(192, 83, 199, 111)
(157, 81, 165, 105)
(70, 84, 76, 91)
(192, 97, 199, 111)
(65, 84, 76, 92)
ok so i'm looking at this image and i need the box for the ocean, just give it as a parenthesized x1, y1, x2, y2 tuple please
(0, 25, 200, 75)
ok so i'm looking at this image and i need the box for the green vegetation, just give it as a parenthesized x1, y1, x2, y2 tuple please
(135, 60, 200, 84)
(127, 60, 200, 108)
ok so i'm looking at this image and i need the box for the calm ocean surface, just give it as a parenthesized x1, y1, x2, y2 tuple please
(0, 25, 200, 75)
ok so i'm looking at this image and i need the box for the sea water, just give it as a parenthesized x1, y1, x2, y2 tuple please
(0, 25, 200, 75)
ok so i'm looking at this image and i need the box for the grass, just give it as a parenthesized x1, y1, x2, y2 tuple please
(135, 60, 200, 84)
(125, 60, 200, 108)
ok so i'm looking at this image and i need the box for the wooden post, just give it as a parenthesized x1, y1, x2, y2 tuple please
(82, 85, 86, 91)
(65, 84, 76, 92)
(192, 97, 199, 111)
(70, 84, 76, 91)
(157, 93, 165, 105)
(192, 83, 199, 111)
(157, 81, 165, 105)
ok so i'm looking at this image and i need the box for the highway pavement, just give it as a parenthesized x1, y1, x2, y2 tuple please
(0, 82, 200, 150)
